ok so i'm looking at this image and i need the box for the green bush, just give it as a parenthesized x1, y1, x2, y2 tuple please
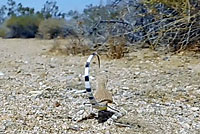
(0, 29, 6, 37)
(0, 22, 10, 38)
(6, 15, 43, 38)
(38, 18, 67, 39)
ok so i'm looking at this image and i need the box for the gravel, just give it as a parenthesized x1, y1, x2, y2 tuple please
(0, 39, 200, 133)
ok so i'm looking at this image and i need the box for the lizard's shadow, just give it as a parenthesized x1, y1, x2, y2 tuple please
(77, 110, 114, 123)
(96, 110, 115, 123)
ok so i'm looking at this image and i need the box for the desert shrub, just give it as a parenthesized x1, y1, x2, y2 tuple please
(38, 18, 68, 39)
(89, 35, 128, 59)
(106, 36, 128, 59)
(144, 0, 190, 15)
(48, 37, 90, 56)
(0, 25, 10, 38)
(0, 28, 6, 37)
(6, 15, 42, 38)
(138, 0, 200, 51)
(85, 0, 200, 52)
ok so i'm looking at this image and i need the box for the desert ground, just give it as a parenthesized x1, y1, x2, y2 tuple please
(0, 39, 200, 134)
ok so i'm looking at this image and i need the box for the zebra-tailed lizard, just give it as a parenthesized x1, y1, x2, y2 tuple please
(84, 52, 126, 123)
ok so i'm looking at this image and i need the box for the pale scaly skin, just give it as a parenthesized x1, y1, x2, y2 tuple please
(94, 76, 126, 123)
(94, 76, 113, 105)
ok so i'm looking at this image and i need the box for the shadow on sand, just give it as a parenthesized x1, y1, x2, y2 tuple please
(77, 110, 115, 123)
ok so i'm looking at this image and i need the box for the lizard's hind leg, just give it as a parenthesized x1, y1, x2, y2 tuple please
(107, 105, 127, 121)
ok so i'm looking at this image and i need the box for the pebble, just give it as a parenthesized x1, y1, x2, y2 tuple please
(105, 130, 110, 134)
(1, 43, 200, 134)
(0, 72, 4, 76)
(122, 87, 129, 90)
(191, 107, 199, 111)
(29, 90, 43, 97)
(181, 123, 190, 129)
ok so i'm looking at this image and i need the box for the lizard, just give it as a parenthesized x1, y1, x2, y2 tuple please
(84, 52, 126, 122)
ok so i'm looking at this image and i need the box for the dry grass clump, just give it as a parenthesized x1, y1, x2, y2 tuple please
(48, 37, 90, 56)
(106, 36, 128, 59)
(48, 35, 130, 58)
(187, 41, 200, 52)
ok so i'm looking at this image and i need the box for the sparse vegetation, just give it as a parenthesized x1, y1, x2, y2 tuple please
(6, 15, 42, 38)
(48, 37, 90, 56)
(139, 0, 200, 51)
(0, 0, 200, 55)
(106, 36, 128, 59)
(0, 25, 10, 38)
(38, 18, 67, 39)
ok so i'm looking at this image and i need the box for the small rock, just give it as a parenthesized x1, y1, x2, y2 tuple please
(77, 110, 85, 115)
(181, 123, 190, 129)
(55, 101, 61, 107)
(0, 125, 6, 131)
(66, 75, 73, 80)
(29, 90, 43, 97)
(49, 64, 55, 68)
(135, 72, 140, 75)
(163, 57, 169, 61)
(0, 72, 4, 76)
(122, 87, 129, 90)
(69, 125, 81, 131)
(105, 130, 111, 134)
(191, 107, 199, 111)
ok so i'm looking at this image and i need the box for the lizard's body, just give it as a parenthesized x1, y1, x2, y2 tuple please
(84, 52, 125, 121)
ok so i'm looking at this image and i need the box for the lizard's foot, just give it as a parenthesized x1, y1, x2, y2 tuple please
(109, 107, 127, 121)
(77, 112, 96, 122)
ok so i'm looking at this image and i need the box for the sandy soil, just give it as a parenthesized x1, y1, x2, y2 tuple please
(0, 39, 200, 134)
